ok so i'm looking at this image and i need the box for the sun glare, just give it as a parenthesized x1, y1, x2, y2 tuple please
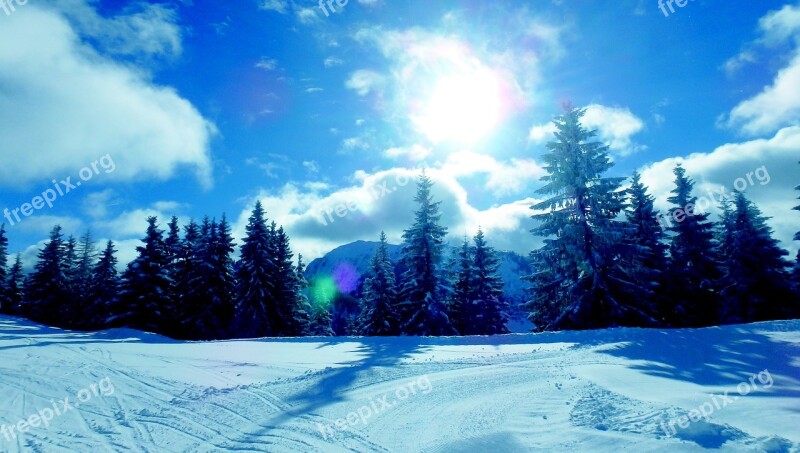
(413, 69, 505, 144)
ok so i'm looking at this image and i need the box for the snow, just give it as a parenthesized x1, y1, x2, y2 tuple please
(0, 315, 797, 452)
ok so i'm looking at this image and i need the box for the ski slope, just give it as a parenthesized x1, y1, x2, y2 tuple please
(0, 315, 797, 452)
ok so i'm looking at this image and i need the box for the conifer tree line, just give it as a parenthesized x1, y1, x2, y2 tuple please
(0, 109, 797, 337)
(526, 107, 800, 331)
(0, 175, 510, 338)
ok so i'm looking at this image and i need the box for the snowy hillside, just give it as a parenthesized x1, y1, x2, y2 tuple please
(1, 314, 797, 452)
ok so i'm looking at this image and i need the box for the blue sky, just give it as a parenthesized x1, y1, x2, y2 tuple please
(1, 0, 798, 266)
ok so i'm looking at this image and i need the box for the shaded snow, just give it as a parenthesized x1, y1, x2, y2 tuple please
(0, 315, 797, 452)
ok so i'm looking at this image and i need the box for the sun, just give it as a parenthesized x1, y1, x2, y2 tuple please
(412, 68, 506, 145)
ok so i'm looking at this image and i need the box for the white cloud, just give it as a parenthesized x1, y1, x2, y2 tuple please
(324, 57, 343, 67)
(722, 4, 800, 136)
(581, 104, 646, 156)
(233, 167, 540, 262)
(346, 70, 385, 96)
(0, 4, 215, 189)
(639, 125, 800, 256)
(384, 144, 432, 161)
(255, 57, 278, 70)
(528, 104, 646, 156)
(440, 151, 545, 197)
(259, 0, 289, 13)
(724, 52, 800, 136)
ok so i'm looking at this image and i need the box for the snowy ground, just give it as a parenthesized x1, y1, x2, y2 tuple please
(0, 315, 798, 452)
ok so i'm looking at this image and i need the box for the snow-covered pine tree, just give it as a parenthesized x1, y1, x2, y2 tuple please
(174, 219, 201, 332)
(273, 226, 305, 336)
(164, 215, 182, 323)
(398, 172, 455, 336)
(665, 165, 721, 327)
(0, 224, 8, 313)
(89, 240, 120, 329)
(527, 107, 654, 331)
(450, 236, 473, 335)
(73, 231, 97, 320)
(358, 231, 400, 336)
(718, 191, 798, 322)
(184, 216, 237, 340)
(470, 228, 509, 335)
(234, 201, 277, 338)
(118, 217, 173, 335)
(624, 171, 669, 325)
(24, 226, 70, 326)
(793, 162, 800, 288)
(6, 254, 24, 315)
(292, 255, 314, 336)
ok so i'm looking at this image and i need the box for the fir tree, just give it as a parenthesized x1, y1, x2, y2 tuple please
(624, 171, 669, 324)
(526, 107, 654, 331)
(24, 226, 70, 325)
(470, 228, 508, 335)
(164, 215, 182, 322)
(450, 236, 473, 335)
(358, 232, 400, 336)
(118, 217, 173, 334)
(74, 231, 97, 313)
(6, 254, 24, 315)
(174, 219, 202, 331)
(665, 165, 721, 327)
(184, 216, 236, 339)
(398, 172, 455, 336)
(292, 255, 315, 336)
(90, 240, 120, 329)
(234, 201, 277, 338)
(793, 162, 800, 288)
(273, 226, 305, 336)
(0, 224, 8, 314)
(718, 191, 798, 322)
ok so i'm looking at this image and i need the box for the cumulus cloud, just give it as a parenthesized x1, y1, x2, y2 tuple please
(722, 4, 800, 136)
(0, 4, 215, 189)
(639, 126, 800, 255)
(529, 104, 645, 156)
(346, 70, 385, 96)
(233, 167, 541, 262)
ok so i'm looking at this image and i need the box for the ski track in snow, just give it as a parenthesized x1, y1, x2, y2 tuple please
(0, 316, 798, 452)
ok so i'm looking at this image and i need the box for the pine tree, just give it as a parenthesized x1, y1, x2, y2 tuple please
(718, 191, 798, 322)
(6, 254, 24, 315)
(73, 231, 97, 319)
(90, 240, 120, 329)
(398, 172, 455, 336)
(273, 226, 305, 336)
(0, 224, 9, 314)
(450, 236, 473, 335)
(118, 217, 173, 334)
(358, 232, 400, 336)
(793, 162, 800, 288)
(184, 215, 237, 339)
(234, 201, 277, 338)
(292, 255, 315, 336)
(526, 107, 654, 331)
(174, 219, 201, 332)
(624, 171, 669, 325)
(470, 228, 509, 335)
(665, 165, 721, 327)
(164, 215, 182, 324)
(24, 226, 70, 325)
